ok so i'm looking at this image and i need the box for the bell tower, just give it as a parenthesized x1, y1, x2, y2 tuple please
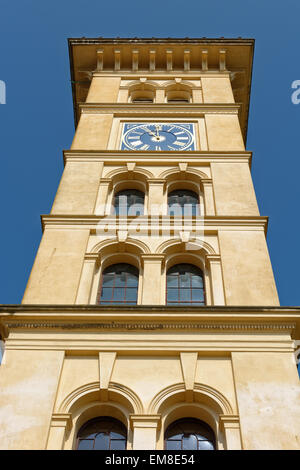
(0, 38, 299, 450)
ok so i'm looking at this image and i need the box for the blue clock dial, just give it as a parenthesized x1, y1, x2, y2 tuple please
(121, 123, 195, 151)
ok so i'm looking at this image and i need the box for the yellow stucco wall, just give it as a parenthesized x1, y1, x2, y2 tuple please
(22, 229, 89, 304)
(71, 114, 113, 150)
(201, 77, 234, 103)
(219, 230, 279, 305)
(211, 162, 259, 215)
(86, 77, 121, 103)
(0, 349, 64, 450)
(205, 114, 245, 151)
(232, 352, 300, 449)
(51, 161, 103, 214)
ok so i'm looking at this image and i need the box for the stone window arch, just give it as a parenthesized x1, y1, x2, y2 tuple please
(128, 83, 156, 103)
(165, 83, 192, 103)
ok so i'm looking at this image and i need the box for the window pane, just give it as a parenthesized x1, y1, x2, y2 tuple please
(77, 417, 127, 451)
(128, 203, 144, 216)
(114, 190, 144, 216)
(179, 288, 191, 302)
(167, 274, 178, 287)
(179, 272, 190, 288)
(77, 439, 94, 450)
(198, 440, 215, 450)
(183, 434, 198, 450)
(113, 288, 125, 302)
(94, 433, 110, 450)
(168, 190, 199, 217)
(111, 439, 126, 450)
(191, 275, 203, 288)
(100, 287, 113, 302)
(192, 289, 204, 302)
(125, 287, 138, 302)
(166, 440, 182, 450)
(102, 274, 115, 287)
(126, 273, 139, 287)
(167, 288, 179, 302)
(110, 431, 125, 439)
(164, 419, 215, 451)
(114, 272, 126, 287)
(168, 204, 182, 216)
(167, 264, 204, 306)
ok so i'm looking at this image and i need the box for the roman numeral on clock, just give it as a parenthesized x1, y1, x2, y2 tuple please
(173, 141, 186, 147)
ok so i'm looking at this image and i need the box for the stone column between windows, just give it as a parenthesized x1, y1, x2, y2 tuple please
(47, 413, 72, 450)
(130, 415, 161, 450)
(94, 178, 111, 215)
(155, 89, 165, 103)
(75, 254, 99, 304)
(205, 254, 225, 305)
(147, 179, 166, 215)
(202, 178, 216, 216)
(219, 415, 242, 450)
(141, 255, 165, 305)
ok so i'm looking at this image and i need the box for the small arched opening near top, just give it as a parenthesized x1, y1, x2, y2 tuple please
(128, 82, 156, 103)
(165, 82, 192, 103)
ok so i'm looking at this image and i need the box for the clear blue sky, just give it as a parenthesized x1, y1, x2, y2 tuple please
(0, 0, 299, 306)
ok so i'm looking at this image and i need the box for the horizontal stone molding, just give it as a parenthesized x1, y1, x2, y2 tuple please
(2, 321, 296, 332)
(40, 214, 269, 233)
(78, 103, 241, 117)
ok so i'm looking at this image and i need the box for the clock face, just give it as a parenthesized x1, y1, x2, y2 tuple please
(121, 123, 195, 151)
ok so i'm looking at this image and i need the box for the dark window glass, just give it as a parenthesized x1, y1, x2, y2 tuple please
(166, 264, 205, 306)
(165, 418, 215, 450)
(113, 189, 144, 216)
(168, 190, 199, 216)
(132, 98, 153, 103)
(167, 99, 189, 103)
(98, 263, 139, 305)
(76, 417, 127, 450)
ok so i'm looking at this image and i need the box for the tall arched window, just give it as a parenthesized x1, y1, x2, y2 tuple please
(165, 418, 215, 450)
(166, 264, 205, 306)
(113, 189, 144, 216)
(98, 263, 139, 305)
(76, 417, 127, 450)
(168, 190, 199, 216)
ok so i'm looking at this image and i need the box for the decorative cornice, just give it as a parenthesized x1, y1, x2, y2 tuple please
(1, 305, 299, 335)
(2, 321, 296, 332)
(63, 150, 252, 166)
(40, 214, 269, 234)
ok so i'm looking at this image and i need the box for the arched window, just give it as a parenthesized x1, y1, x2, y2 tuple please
(165, 418, 215, 450)
(98, 263, 139, 305)
(165, 84, 192, 103)
(168, 190, 199, 216)
(166, 264, 205, 306)
(76, 417, 127, 450)
(129, 84, 155, 103)
(113, 189, 144, 216)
